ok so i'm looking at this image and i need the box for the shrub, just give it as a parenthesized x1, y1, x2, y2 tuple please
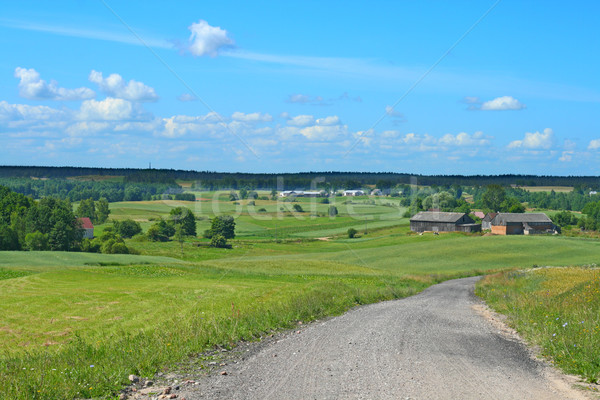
(210, 234, 227, 248)
(320, 198, 329, 204)
(207, 215, 236, 239)
(293, 204, 304, 212)
(347, 228, 357, 238)
(113, 219, 142, 238)
(25, 231, 48, 251)
(328, 206, 338, 216)
(258, 208, 267, 212)
(247, 200, 255, 206)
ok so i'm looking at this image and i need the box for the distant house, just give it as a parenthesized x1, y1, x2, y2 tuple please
(279, 190, 324, 198)
(370, 189, 383, 196)
(590, 191, 598, 196)
(343, 190, 365, 196)
(490, 213, 556, 235)
(78, 217, 94, 239)
(410, 212, 481, 233)
(481, 212, 498, 230)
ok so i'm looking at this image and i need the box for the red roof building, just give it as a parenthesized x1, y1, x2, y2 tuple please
(78, 217, 94, 239)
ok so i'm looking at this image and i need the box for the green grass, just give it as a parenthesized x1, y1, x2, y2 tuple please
(476, 266, 600, 383)
(3, 208, 600, 399)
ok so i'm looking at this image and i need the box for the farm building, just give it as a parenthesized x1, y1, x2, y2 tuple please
(490, 213, 556, 235)
(279, 190, 325, 198)
(343, 190, 365, 196)
(481, 212, 498, 230)
(78, 217, 94, 239)
(410, 212, 481, 233)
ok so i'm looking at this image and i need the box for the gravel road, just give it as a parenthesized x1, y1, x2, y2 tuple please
(180, 276, 590, 400)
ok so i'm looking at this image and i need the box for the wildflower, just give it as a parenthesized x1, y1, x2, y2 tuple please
(90, 365, 94, 368)
(562, 322, 568, 327)
(552, 333, 556, 337)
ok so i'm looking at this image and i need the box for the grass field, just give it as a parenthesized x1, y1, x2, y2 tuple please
(476, 267, 600, 383)
(519, 186, 574, 193)
(2, 197, 600, 399)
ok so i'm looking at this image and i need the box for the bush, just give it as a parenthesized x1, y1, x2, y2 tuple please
(347, 228, 357, 238)
(247, 200, 255, 206)
(25, 231, 48, 251)
(210, 234, 227, 248)
(293, 204, 304, 212)
(328, 206, 338, 217)
(258, 208, 267, 212)
(320, 198, 329, 204)
(113, 219, 142, 239)
(207, 215, 236, 239)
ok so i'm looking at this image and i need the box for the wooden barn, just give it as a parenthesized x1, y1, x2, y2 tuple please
(490, 213, 556, 235)
(410, 212, 481, 233)
(481, 212, 498, 230)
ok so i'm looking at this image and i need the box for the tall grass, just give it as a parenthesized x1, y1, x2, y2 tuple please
(476, 267, 600, 383)
(0, 273, 430, 399)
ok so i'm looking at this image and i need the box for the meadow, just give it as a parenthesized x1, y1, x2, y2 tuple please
(2, 194, 600, 398)
(477, 267, 600, 383)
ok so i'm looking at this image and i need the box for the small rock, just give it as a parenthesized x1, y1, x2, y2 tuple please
(208, 362, 217, 366)
(174, 385, 180, 390)
(128, 374, 140, 383)
(144, 380, 154, 387)
(220, 371, 228, 376)
(119, 394, 127, 400)
(168, 395, 178, 399)
(163, 386, 172, 394)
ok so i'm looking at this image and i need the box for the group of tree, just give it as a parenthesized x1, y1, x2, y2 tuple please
(147, 207, 197, 242)
(478, 185, 525, 213)
(0, 185, 82, 251)
(203, 215, 235, 248)
(76, 198, 110, 224)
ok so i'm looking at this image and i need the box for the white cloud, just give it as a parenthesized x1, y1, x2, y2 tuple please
(177, 93, 198, 102)
(559, 151, 574, 162)
(231, 111, 272, 123)
(78, 97, 139, 121)
(14, 67, 95, 101)
(508, 128, 554, 149)
(287, 114, 315, 127)
(385, 105, 402, 118)
(0, 100, 66, 121)
(89, 70, 158, 102)
(299, 124, 346, 140)
(588, 139, 600, 150)
(316, 116, 340, 126)
(438, 131, 491, 147)
(286, 94, 324, 104)
(188, 20, 234, 57)
(480, 96, 526, 111)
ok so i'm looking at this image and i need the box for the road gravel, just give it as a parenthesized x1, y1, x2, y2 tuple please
(180, 276, 591, 399)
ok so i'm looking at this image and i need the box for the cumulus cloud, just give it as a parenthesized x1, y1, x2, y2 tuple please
(89, 70, 158, 102)
(14, 67, 95, 101)
(187, 20, 234, 57)
(78, 97, 140, 121)
(299, 124, 346, 140)
(508, 128, 554, 149)
(287, 114, 315, 127)
(588, 139, 600, 150)
(559, 151, 574, 162)
(231, 111, 272, 123)
(480, 96, 526, 111)
(0, 100, 66, 121)
(316, 115, 340, 126)
(438, 131, 492, 147)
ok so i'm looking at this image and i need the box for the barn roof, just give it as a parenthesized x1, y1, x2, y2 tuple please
(78, 217, 94, 229)
(482, 212, 498, 222)
(410, 211, 469, 223)
(492, 213, 552, 225)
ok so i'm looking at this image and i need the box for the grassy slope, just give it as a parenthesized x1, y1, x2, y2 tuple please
(476, 267, 600, 383)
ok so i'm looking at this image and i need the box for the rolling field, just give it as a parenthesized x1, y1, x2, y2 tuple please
(2, 198, 600, 398)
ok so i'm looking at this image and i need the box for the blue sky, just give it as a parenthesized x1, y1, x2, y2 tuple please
(1, 1, 599, 175)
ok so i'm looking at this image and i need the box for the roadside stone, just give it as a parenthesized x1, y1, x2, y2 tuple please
(163, 386, 172, 395)
(144, 380, 154, 387)
(128, 374, 140, 383)
(220, 370, 228, 375)
(119, 394, 127, 400)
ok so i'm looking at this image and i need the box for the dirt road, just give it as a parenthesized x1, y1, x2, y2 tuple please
(180, 277, 589, 399)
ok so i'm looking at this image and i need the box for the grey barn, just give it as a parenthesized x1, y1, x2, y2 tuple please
(410, 212, 481, 233)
